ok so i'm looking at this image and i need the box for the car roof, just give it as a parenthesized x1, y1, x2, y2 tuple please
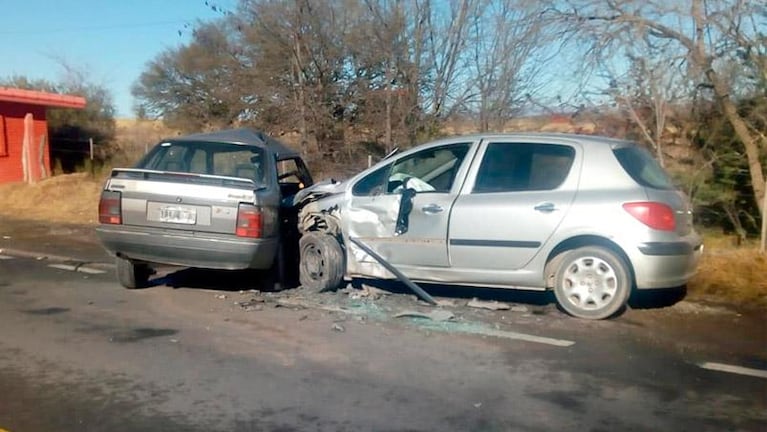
(168, 128, 300, 160)
(431, 132, 633, 147)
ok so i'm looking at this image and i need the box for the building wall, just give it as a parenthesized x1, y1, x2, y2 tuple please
(0, 101, 49, 183)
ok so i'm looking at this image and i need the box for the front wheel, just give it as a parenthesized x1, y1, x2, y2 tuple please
(115, 256, 150, 289)
(553, 247, 631, 320)
(299, 232, 345, 292)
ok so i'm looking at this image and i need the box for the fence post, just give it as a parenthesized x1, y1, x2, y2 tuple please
(89, 137, 94, 161)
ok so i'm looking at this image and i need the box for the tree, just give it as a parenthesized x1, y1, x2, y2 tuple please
(467, 1, 550, 132)
(132, 21, 247, 132)
(547, 0, 767, 215)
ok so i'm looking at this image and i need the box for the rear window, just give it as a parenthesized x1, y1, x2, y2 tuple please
(138, 141, 266, 185)
(613, 147, 673, 190)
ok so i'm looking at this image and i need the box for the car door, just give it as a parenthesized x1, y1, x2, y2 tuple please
(346, 141, 475, 269)
(448, 140, 579, 272)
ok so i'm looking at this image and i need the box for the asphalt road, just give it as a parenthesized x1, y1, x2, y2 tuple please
(0, 221, 765, 431)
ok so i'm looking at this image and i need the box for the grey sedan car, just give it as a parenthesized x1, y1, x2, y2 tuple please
(295, 133, 703, 319)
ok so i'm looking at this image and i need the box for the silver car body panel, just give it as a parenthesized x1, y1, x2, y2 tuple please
(298, 133, 703, 290)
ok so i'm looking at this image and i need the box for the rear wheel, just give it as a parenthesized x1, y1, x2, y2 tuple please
(299, 232, 345, 292)
(115, 256, 150, 289)
(553, 246, 631, 320)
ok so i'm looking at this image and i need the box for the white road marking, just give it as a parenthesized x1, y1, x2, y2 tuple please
(699, 362, 767, 379)
(77, 266, 106, 275)
(48, 264, 78, 271)
(0, 255, 14, 260)
(455, 327, 575, 347)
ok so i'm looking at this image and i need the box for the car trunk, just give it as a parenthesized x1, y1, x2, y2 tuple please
(107, 169, 258, 236)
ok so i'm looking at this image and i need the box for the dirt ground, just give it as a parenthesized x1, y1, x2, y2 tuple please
(0, 173, 764, 310)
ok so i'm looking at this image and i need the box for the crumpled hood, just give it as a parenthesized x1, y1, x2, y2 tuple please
(292, 178, 348, 206)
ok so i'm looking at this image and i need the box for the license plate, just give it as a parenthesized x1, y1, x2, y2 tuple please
(159, 206, 197, 225)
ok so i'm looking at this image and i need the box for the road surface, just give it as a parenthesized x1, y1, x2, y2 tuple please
(0, 219, 765, 431)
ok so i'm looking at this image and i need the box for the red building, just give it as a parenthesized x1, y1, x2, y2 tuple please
(0, 87, 87, 184)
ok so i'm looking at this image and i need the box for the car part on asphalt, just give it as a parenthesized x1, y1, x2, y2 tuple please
(348, 237, 438, 306)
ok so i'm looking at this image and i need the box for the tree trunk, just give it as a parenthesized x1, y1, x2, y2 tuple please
(709, 69, 766, 216)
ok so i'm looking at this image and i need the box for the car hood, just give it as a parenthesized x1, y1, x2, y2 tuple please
(293, 178, 348, 206)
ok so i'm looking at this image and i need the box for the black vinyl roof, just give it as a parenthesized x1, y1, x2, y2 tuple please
(169, 128, 300, 160)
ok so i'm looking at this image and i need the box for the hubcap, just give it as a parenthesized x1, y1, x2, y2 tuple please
(303, 245, 324, 280)
(561, 256, 618, 311)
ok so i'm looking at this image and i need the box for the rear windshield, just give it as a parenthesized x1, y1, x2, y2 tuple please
(613, 146, 673, 190)
(138, 141, 266, 185)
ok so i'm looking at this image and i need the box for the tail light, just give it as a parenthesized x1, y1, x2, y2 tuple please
(623, 202, 676, 231)
(236, 204, 262, 238)
(98, 191, 122, 224)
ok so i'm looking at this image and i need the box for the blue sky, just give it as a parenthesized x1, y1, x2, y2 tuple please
(0, 0, 235, 117)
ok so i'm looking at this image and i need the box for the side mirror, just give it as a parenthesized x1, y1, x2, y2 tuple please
(395, 184, 416, 236)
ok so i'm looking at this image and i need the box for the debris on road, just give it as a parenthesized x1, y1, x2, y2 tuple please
(215, 294, 228, 300)
(467, 298, 511, 311)
(332, 323, 345, 332)
(394, 310, 455, 322)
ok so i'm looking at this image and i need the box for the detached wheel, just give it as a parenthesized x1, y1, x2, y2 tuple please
(553, 246, 631, 320)
(115, 256, 150, 289)
(299, 232, 345, 292)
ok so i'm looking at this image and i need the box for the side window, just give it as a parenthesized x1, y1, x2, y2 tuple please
(473, 143, 575, 193)
(352, 163, 391, 196)
(388, 143, 471, 193)
(352, 143, 471, 196)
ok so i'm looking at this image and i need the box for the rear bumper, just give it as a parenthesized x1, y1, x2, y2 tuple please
(96, 225, 278, 270)
(631, 240, 704, 289)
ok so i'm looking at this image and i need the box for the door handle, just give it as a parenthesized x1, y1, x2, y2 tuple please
(422, 204, 444, 214)
(534, 202, 557, 213)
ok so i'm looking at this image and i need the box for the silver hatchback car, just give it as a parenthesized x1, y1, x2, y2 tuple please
(296, 133, 703, 319)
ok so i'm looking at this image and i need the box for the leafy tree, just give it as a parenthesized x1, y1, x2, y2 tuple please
(132, 21, 248, 133)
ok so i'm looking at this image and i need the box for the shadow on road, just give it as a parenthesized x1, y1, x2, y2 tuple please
(149, 267, 279, 292)
(628, 286, 688, 309)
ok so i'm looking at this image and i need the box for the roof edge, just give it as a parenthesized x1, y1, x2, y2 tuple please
(0, 87, 87, 109)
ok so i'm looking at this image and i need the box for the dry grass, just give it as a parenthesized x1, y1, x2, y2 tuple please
(688, 243, 767, 308)
(0, 173, 103, 224)
(0, 173, 764, 308)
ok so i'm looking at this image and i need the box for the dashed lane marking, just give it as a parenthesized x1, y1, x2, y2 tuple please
(699, 362, 767, 379)
(0, 255, 14, 260)
(77, 266, 106, 275)
(49, 264, 78, 271)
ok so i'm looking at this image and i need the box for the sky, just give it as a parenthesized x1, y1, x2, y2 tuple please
(0, 0, 236, 117)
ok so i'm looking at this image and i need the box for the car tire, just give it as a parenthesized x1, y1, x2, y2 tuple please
(553, 246, 631, 320)
(116, 256, 150, 289)
(299, 232, 345, 292)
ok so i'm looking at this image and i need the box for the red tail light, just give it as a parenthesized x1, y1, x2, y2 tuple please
(623, 202, 676, 231)
(236, 204, 262, 238)
(98, 191, 122, 224)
